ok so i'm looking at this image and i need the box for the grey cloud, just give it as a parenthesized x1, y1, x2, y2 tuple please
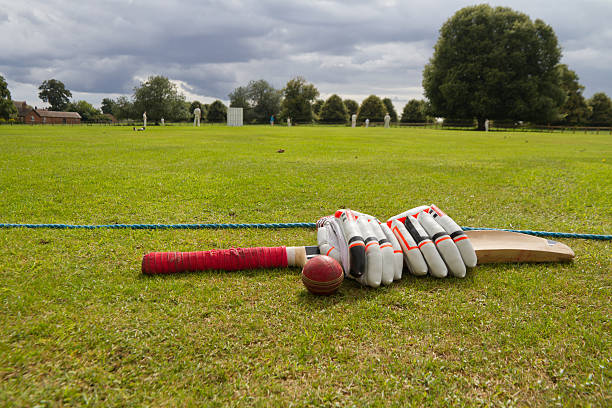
(1, 0, 611, 106)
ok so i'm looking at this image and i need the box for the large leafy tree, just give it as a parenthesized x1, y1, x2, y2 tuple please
(357, 95, 386, 122)
(229, 80, 281, 124)
(228, 86, 253, 122)
(401, 99, 427, 123)
(319, 94, 348, 123)
(206, 100, 227, 123)
(100, 98, 117, 115)
(112, 96, 135, 120)
(133, 75, 187, 122)
(557, 64, 590, 125)
(423, 5, 564, 129)
(312, 99, 324, 119)
(344, 99, 359, 117)
(280, 76, 319, 123)
(0, 75, 18, 120)
(38, 79, 72, 111)
(248, 80, 281, 124)
(588, 92, 612, 126)
(382, 98, 398, 122)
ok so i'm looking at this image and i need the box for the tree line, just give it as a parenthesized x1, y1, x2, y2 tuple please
(2, 5, 612, 127)
(2, 69, 611, 127)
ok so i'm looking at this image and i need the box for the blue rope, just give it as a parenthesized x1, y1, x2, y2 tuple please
(0, 222, 610, 240)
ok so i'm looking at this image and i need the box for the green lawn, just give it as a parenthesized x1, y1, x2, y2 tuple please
(0, 124, 610, 407)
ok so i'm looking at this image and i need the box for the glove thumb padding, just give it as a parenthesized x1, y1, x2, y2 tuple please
(316, 222, 343, 266)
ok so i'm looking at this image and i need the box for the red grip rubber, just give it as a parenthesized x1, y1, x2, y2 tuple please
(141, 246, 288, 274)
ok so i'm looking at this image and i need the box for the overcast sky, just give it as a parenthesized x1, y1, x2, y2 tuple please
(1, 0, 611, 110)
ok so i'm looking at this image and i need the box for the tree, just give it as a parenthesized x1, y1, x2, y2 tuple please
(206, 100, 227, 123)
(357, 95, 386, 122)
(401, 99, 427, 123)
(280, 76, 319, 123)
(248, 80, 282, 124)
(319, 94, 348, 124)
(422, 5, 564, 130)
(66, 100, 102, 122)
(101, 98, 117, 115)
(588, 92, 612, 126)
(344, 99, 359, 117)
(382, 98, 398, 122)
(38, 79, 72, 111)
(229, 80, 281, 124)
(557, 64, 590, 125)
(133, 75, 187, 123)
(312, 99, 324, 119)
(0, 75, 18, 120)
(113, 96, 135, 120)
(228, 87, 253, 122)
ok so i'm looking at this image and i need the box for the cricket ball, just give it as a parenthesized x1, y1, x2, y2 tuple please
(301, 255, 344, 295)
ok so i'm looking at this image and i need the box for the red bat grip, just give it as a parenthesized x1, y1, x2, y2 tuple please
(141, 246, 288, 274)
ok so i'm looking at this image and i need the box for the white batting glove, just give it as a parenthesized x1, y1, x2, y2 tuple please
(316, 209, 403, 288)
(387, 205, 477, 278)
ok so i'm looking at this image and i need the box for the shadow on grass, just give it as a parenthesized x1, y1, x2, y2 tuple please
(137, 264, 483, 306)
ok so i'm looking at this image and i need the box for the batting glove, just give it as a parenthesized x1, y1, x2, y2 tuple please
(387, 205, 477, 278)
(317, 209, 403, 288)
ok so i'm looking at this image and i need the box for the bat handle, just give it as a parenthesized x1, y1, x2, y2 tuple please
(141, 246, 308, 274)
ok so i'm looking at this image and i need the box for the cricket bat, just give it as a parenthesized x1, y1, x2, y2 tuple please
(141, 230, 574, 274)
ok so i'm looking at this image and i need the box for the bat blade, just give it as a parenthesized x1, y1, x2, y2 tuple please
(466, 230, 574, 264)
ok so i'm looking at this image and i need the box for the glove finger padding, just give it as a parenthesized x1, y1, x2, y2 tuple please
(388, 205, 477, 278)
(353, 211, 401, 285)
(428, 205, 477, 268)
(379, 221, 404, 281)
(317, 209, 401, 288)
(415, 210, 464, 278)
(387, 215, 447, 277)
(334, 209, 366, 279)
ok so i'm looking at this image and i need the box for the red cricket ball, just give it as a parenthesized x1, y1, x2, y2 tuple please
(301, 255, 344, 295)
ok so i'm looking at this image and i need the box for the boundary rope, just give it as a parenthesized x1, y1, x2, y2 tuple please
(0, 222, 610, 240)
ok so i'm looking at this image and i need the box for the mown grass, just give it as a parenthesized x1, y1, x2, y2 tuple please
(0, 124, 610, 407)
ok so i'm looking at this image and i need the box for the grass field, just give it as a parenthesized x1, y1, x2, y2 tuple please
(0, 124, 610, 407)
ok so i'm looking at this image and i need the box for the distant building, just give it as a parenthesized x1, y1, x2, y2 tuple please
(12, 101, 32, 122)
(24, 109, 81, 125)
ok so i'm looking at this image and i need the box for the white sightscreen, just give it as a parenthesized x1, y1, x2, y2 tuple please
(227, 107, 243, 126)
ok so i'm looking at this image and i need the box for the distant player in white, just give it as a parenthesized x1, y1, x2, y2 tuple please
(143, 111, 147, 128)
(485, 119, 490, 132)
(384, 113, 391, 128)
(287, 118, 291, 127)
(193, 107, 201, 127)
(365, 118, 369, 128)
(351, 114, 357, 128)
